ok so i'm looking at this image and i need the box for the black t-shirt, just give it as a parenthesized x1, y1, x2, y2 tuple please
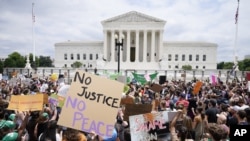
(205, 107, 220, 123)
(227, 116, 238, 127)
(37, 121, 48, 139)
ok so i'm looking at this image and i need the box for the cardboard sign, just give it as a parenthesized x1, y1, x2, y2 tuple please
(192, 81, 203, 95)
(7, 94, 47, 111)
(129, 111, 178, 141)
(149, 84, 163, 93)
(120, 96, 134, 106)
(123, 104, 152, 122)
(48, 94, 66, 108)
(57, 71, 124, 138)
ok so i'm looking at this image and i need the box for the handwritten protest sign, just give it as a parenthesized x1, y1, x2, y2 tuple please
(123, 104, 152, 122)
(7, 94, 47, 111)
(48, 94, 66, 108)
(129, 111, 177, 141)
(57, 71, 124, 138)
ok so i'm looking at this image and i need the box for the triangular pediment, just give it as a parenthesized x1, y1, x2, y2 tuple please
(102, 11, 165, 23)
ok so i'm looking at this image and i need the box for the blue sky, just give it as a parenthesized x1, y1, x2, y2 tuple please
(0, 0, 249, 63)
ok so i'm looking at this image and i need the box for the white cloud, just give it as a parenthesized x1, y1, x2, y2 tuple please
(0, 0, 249, 63)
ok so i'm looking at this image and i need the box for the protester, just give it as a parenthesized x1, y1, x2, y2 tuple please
(0, 71, 250, 141)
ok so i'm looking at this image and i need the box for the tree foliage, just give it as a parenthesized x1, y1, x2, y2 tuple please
(4, 52, 25, 68)
(182, 65, 192, 70)
(39, 56, 53, 67)
(0, 52, 53, 70)
(71, 61, 83, 68)
(0, 60, 3, 73)
(217, 59, 250, 71)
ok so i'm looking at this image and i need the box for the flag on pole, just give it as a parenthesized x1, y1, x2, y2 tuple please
(32, 3, 35, 23)
(235, 0, 239, 24)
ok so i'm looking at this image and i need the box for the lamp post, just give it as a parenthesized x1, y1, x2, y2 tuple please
(115, 34, 124, 73)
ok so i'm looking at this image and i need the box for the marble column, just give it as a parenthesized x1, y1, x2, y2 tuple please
(126, 30, 130, 62)
(143, 30, 147, 62)
(151, 30, 155, 62)
(135, 30, 139, 62)
(103, 30, 107, 60)
(159, 30, 163, 61)
(111, 30, 115, 62)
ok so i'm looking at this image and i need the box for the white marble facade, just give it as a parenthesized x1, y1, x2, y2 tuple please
(54, 11, 217, 70)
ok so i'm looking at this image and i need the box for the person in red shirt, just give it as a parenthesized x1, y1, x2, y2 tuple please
(176, 94, 189, 107)
(176, 94, 189, 113)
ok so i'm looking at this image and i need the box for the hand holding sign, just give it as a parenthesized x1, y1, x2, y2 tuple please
(57, 71, 124, 138)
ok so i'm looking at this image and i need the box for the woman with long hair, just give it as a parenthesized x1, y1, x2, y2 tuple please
(193, 107, 207, 141)
(38, 120, 61, 141)
(170, 108, 194, 141)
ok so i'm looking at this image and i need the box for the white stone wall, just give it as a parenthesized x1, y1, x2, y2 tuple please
(54, 41, 103, 68)
(54, 11, 218, 70)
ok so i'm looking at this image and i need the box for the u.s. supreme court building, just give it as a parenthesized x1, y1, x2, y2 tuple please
(54, 11, 217, 72)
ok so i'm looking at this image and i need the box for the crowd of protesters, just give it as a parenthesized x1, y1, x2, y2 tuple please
(0, 71, 250, 141)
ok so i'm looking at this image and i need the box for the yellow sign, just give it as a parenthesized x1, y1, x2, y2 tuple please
(7, 94, 47, 111)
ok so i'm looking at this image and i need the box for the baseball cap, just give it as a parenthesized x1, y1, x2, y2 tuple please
(8, 113, 16, 121)
(2, 132, 18, 141)
(0, 120, 16, 129)
(42, 112, 49, 119)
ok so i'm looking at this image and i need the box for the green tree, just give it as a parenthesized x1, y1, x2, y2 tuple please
(3, 58, 16, 67)
(28, 53, 39, 68)
(0, 60, 3, 73)
(217, 62, 224, 69)
(182, 65, 192, 70)
(242, 59, 250, 71)
(4, 52, 26, 68)
(71, 61, 83, 68)
(39, 56, 53, 67)
(223, 62, 234, 69)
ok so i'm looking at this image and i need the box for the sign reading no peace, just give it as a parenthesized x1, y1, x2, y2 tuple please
(57, 70, 124, 138)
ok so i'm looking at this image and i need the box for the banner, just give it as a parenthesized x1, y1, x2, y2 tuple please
(7, 94, 48, 111)
(57, 71, 124, 138)
(129, 111, 178, 141)
(132, 72, 158, 85)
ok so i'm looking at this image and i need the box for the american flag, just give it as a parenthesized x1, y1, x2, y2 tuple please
(235, 0, 240, 24)
(32, 3, 35, 23)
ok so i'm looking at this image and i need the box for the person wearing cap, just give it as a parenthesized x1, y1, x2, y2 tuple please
(2, 132, 18, 141)
(8, 113, 16, 122)
(34, 103, 58, 139)
(1, 111, 30, 141)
